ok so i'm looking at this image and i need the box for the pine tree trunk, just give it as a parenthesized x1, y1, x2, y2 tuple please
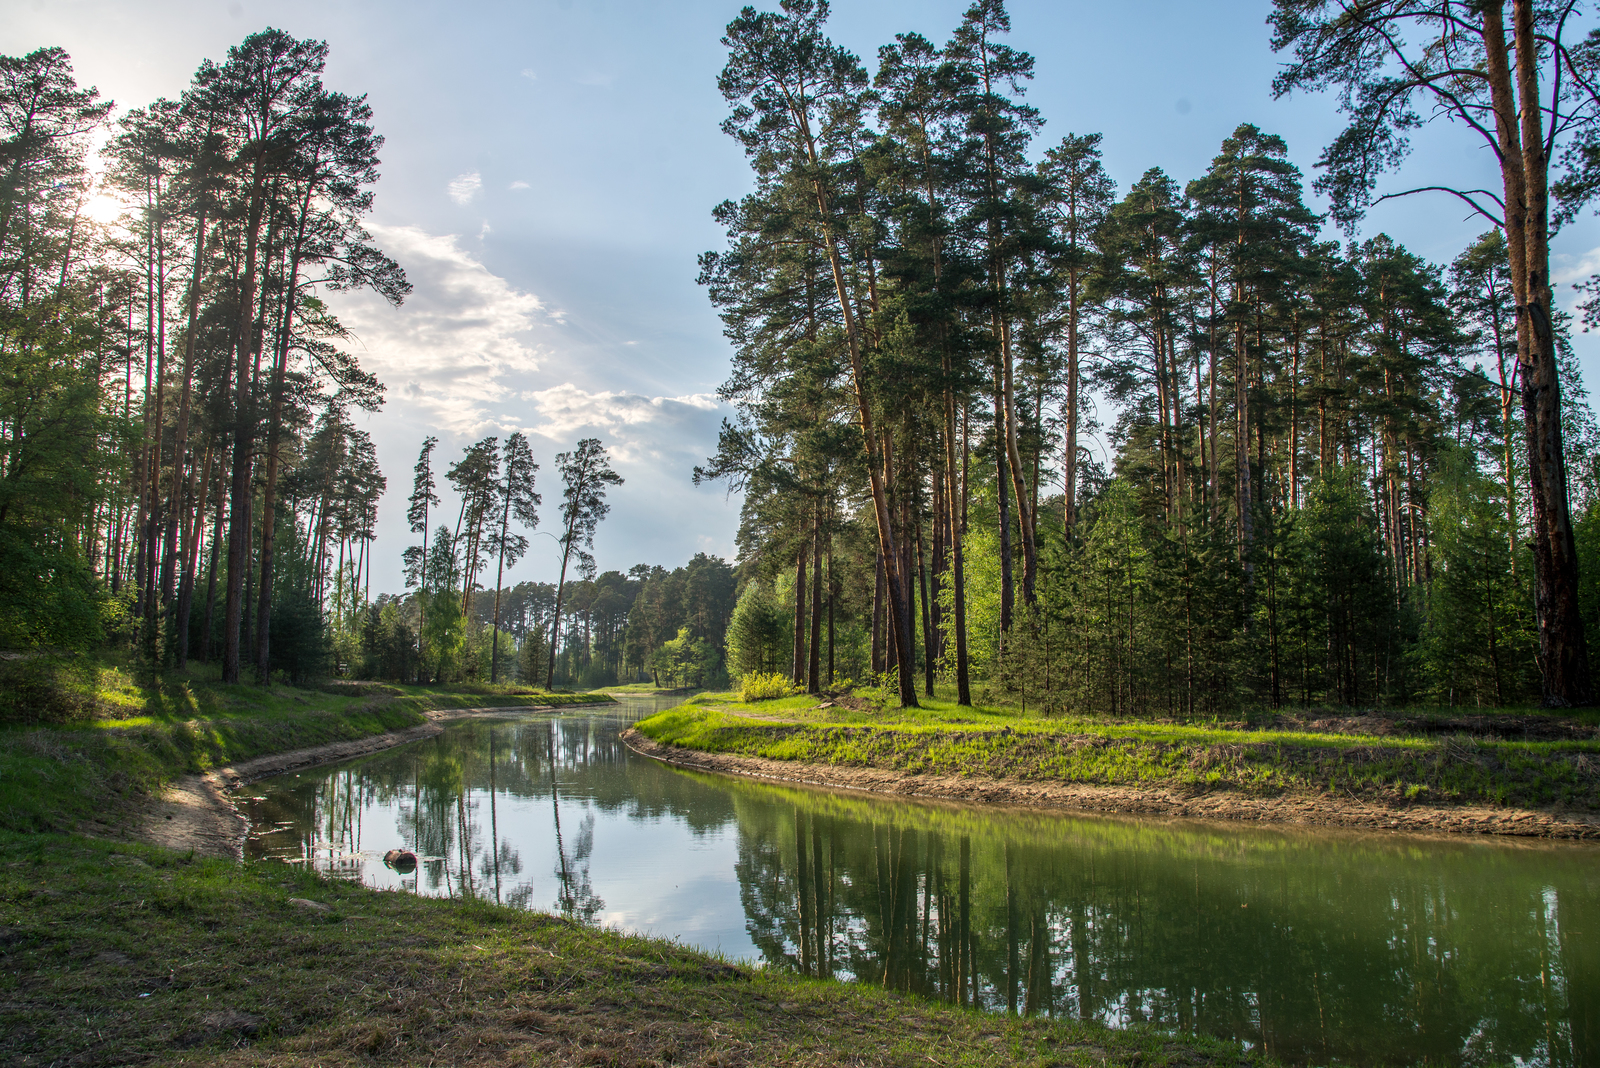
(996, 374, 1014, 637)
(945, 386, 972, 705)
(1493, 0, 1592, 704)
(255, 181, 312, 680)
(808, 498, 822, 693)
(792, 537, 808, 687)
(221, 161, 273, 684)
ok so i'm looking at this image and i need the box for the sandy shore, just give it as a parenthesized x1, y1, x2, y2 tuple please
(621, 728, 1600, 841)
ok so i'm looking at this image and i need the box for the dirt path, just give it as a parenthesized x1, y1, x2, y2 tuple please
(621, 729, 1600, 841)
(135, 705, 574, 859)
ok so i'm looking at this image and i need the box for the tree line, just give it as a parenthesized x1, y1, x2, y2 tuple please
(0, 31, 409, 685)
(310, 427, 734, 689)
(697, 0, 1600, 711)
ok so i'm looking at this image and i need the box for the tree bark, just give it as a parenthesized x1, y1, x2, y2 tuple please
(1487, 1, 1592, 704)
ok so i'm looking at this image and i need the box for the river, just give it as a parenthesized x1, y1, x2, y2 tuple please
(240, 695, 1599, 1067)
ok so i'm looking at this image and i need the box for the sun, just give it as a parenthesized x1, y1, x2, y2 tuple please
(80, 191, 129, 225)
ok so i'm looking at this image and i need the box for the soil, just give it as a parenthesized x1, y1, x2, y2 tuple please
(133, 705, 572, 859)
(621, 729, 1600, 841)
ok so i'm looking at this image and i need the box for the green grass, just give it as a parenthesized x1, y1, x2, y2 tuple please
(636, 691, 1600, 811)
(0, 832, 1261, 1067)
(0, 657, 615, 834)
(596, 681, 704, 694)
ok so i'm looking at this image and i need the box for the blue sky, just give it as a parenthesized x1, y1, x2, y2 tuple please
(9, 0, 1600, 594)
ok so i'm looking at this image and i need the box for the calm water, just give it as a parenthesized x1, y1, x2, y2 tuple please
(242, 696, 1600, 1067)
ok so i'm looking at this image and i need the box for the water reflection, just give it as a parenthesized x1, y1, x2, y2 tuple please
(243, 702, 1599, 1067)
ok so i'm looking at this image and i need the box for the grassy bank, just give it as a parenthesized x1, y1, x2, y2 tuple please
(0, 832, 1254, 1067)
(0, 667, 1265, 1068)
(0, 659, 614, 833)
(635, 691, 1600, 812)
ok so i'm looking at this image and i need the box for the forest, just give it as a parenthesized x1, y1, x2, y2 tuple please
(8, 0, 1600, 713)
(693, 0, 1600, 712)
(0, 30, 738, 694)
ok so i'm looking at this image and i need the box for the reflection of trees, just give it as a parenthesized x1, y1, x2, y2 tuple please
(729, 783, 1596, 1067)
(244, 702, 1597, 1068)
(549, 728, 605, 923)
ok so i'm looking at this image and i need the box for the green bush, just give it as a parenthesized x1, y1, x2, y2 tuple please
(738, 671, 800, 702)
(0, 654, 97, 725)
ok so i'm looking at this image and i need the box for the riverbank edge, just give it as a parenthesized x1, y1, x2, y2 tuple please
(137, 698, 618, 859)
(620, 728, 1600, 840)
(3, 833, 1264, 1068)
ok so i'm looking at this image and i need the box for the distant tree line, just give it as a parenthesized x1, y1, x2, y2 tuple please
(697, 0, 1600, 711)
(348, 431, 738, 689)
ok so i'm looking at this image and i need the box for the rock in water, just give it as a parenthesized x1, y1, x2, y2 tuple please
(383, 849, 418, 872)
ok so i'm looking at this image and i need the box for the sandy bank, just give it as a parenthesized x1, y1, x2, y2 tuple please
(137, 704, 581, 859)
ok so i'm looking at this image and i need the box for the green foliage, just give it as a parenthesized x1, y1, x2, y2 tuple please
(0, 529, 108, 651)
(649, 626, 722, 689)
(357, 598, 416, 681)
(517, 628, 548, 688)
(1417, 448, 1537, 705)
(267, 520, 329, 686)
(738, 670, 800, 702)
(422, 588, 465, 682)
(0, 654, 98, 725)
(726, 580, 786, 677)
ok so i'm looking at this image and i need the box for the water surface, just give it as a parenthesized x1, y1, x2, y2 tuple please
(242, 696, 1600, 1067)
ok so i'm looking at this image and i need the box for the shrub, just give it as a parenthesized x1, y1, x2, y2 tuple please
(0, 654, 97, 725)
(739, 671, 799, 702)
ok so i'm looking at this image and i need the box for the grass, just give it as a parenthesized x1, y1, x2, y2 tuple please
(635, 689, 1600, 812)
(0, 832, 1260, 1067)
(596, 681, 704, 695)
(0, 656, 614, 834)
(0, 663, 1269, 1067)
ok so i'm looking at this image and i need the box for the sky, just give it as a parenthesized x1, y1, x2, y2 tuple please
(9, 0, 1600, 597)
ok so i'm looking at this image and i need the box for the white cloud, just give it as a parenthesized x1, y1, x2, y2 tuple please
(479, 220, 492, 239)
(321, 225, 739, 590)
(1554, 246, 1600, 286)
(519, 384, 723, 464)
(331, 224, 551, 435)
(447, 171, 482, 205)
(509, 180, 530, 191)
(520, 68, 538, 80)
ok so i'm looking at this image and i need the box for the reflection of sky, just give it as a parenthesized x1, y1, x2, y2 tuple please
(248, 699, 762, 962)
(247, 699, 1600, 1066)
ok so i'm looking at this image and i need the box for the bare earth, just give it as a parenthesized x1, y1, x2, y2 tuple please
(135, 706, 570, 858)
(621, 728, 1600, 841)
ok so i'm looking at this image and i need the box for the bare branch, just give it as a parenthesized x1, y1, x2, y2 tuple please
(1373, 184, 1506, 226)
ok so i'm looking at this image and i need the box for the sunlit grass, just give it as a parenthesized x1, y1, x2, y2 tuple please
(638, 688, 1600, 812)
(0, 653, 615, 834)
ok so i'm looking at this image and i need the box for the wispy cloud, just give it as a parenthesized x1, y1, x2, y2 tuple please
(322, 225, 738, 586)
(332, 224, 551, 435)
(520, 68, 537, 80)
(509, 180, 530, 191)
(447, 171, 482, 205)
